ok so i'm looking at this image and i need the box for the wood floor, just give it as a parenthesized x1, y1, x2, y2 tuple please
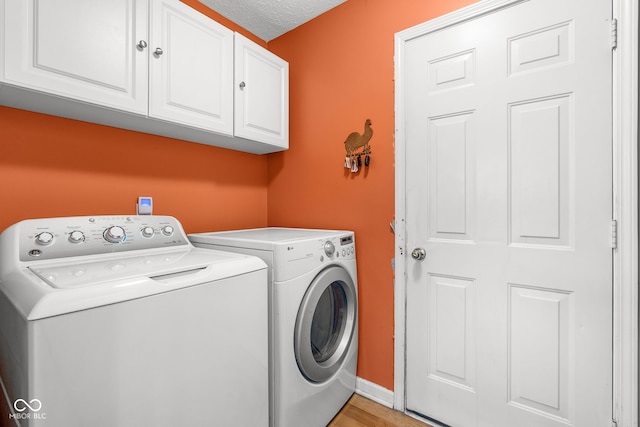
(328, 394, 433, 427)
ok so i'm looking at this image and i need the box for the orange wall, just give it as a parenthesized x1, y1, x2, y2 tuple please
(0, 0, 480, 395)
(267, 0, 478, 390)
(0, 108, 268, 233)
(0, 1, 269, 235)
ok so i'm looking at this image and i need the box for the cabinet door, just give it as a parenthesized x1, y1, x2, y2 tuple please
(149, 0, 233, 134)
(234, 33, 289, 149)
(2, 0, 148, 114)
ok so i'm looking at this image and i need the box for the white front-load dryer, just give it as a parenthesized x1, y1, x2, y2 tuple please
(189, 228, 358, 427)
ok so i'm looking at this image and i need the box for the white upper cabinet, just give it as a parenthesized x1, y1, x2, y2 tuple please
(149, 0, 233, 134)
(234, 32, 289, 149)
(0, 0, 288, 154)
(2, 0, 149, 114)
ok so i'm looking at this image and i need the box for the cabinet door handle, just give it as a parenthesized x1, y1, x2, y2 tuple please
(137, 40, 148, 50)
(154, 47, 164, 56)
(239, 81, 246, 89)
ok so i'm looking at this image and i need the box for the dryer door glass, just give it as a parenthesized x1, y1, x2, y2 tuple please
(311, 282, 347, 363)
(294, 265, 357, 383)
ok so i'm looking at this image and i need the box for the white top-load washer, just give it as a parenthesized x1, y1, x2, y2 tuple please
(0, 215, 269, 427)
(188, 228, 358, 427)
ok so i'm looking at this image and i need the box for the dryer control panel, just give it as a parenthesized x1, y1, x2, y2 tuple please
(7, 215, 190, 262)
(272, 232, 356, 282)
(338, 235, 355, 259)
(281, 233, 355, 262)
(320, 234, 355, 261)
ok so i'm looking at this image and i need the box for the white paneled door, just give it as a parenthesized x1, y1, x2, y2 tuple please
(403, 0, 613, 426)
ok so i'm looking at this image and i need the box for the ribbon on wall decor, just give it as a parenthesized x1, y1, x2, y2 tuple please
(344, 119, 372, 173)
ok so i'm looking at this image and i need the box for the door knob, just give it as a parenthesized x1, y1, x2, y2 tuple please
(411, 247, 426, 261)
(154, 47, 164, 56)
(137, 40, 147, 50)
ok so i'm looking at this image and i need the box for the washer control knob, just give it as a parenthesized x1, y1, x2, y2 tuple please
(161, 225, 174, 237)
(324, 240, 335, 257)
(141, 227, 155, 238)
(68, 230, 85, 244)
(104, 226, 126, 243)
(35, 232, 54, 246)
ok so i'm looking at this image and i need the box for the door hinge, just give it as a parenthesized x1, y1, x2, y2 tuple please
(611, 219, 618, 249)
(611, 418, 618, 427)
(611, 18, 618, 50)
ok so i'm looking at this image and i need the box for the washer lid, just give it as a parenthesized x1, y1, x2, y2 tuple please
(1, 248, 266, 320)
(29, 249, 211, 289)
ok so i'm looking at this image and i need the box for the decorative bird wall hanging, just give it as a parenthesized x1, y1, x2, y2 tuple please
(344, 119, 373, 173)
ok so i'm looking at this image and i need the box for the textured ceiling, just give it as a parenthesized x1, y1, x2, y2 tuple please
(198, 0, 347, 42)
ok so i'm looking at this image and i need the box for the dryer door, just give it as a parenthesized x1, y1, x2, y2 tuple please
(294, 265, 357, 383)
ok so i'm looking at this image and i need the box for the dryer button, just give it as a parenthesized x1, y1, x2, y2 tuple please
(324, 241, 335, 257)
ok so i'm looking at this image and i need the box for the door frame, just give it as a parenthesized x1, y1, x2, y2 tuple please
(393, 0, 638, 425)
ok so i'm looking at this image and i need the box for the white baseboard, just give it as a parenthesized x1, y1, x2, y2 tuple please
(355, 377, 394, 408)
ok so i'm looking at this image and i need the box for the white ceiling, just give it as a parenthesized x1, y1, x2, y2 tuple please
(198, 0, 347, 42)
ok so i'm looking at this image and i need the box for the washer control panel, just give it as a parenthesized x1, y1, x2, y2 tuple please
(16, 216, 189, 262)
